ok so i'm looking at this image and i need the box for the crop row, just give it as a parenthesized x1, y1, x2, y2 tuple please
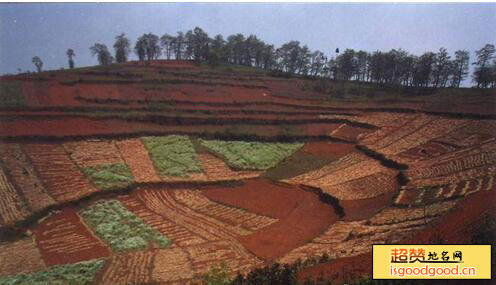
(0, 238, 46, 277)
(82, 163, 133, 191)
(80, 200, 170, 252)
(0, 143, 56, 212)
(101, 240, 261, 284)
(286, 152, 367, 185)
(23, 143, 98, 202)
(0, 165, 29, 226)
(118, 194, 206, 248)
(33, 207, 110, 266)
(395, 175, 494, 206)
(278, 201, 457, 264)
(0, 259, 104, 285)
(142, 135, 203, 178)
(359, 113, 421, 146)
(407, 150, 496, 180)
(197, 153, 261, 181)
(0, 135, 294, 228)
(101, 250, 155, 285)
(137, 188, 249, 239)
(321, 170, 398, 200)
(173, 189, 277, 232)
(363, 114, 434, 151)
(436, 120, 496, 148)
(378, 118, 466, 157)
(115, 139, 161, 183)
(397, 140, 458, 163)
(287, 152, 394, 199)
(63, 140, 123, 167)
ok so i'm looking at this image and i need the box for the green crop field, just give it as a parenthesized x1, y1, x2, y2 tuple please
(142, 135, 203, 177)
(0, 259, 104, 285)
(83, 163, 134, 191)
(199, 139, 304, 170)
(80, 200, 170, 252)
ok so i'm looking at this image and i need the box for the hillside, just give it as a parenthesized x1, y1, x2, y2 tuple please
(0, 60, 495, 284)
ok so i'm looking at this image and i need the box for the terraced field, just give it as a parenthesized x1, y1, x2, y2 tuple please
(0, 61, 494, 284)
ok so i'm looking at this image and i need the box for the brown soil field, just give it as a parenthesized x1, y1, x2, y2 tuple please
(115, 138, 162, 183)
(0, 143, 56, 212)
(0, 237, 46, 277)
(202, 179, 306, 219)
(22, 143, 98, 202)
(32, 206, 111, 266)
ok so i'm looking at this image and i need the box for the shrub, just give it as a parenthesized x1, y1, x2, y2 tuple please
(201, 262, 232, 285)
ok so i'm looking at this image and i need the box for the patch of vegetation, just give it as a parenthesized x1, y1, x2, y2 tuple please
(80, 200, 170, 252)
(142, 135, 203, 177)
(0, 259, 105, 285)
(83, 163, 134, 191)
(232, 262, 300, 285)
(199, 139, 303, 170)
(265, 149, 333, 180)
(201, 262, 232, 285)
(0, 81, 24, 107)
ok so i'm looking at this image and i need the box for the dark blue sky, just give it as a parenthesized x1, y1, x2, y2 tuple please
(1, 3, 495, 76)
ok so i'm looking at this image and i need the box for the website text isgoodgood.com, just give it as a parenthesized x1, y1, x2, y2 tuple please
(390, 265, 476, 278)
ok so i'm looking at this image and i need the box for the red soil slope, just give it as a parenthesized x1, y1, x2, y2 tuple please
(202, 179, 338, 261)
(340, 187, 397, 221)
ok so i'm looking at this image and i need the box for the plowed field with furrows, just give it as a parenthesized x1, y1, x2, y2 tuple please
(0, 60, 495, 284)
